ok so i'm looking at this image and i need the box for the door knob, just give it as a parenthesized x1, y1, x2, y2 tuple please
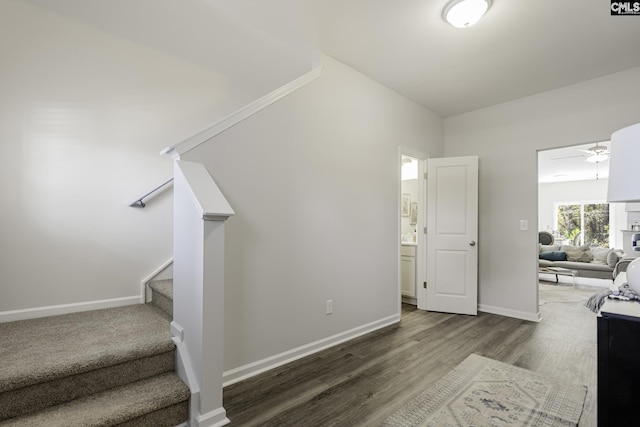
(469, 241, 476, 246)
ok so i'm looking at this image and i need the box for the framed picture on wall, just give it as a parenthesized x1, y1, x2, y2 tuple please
(401, 194, 411, 217)
(410, 202, 418, 225)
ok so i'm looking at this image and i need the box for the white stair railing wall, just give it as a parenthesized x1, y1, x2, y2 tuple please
(171, 160, 234, 427)
(165, 60, 322, 426)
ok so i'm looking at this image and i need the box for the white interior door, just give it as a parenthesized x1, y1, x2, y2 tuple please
(426, 156, 478, 315)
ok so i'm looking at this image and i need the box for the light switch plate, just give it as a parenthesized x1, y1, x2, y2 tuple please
(520, 220, 528, 231)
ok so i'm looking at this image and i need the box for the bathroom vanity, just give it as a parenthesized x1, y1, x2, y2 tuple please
(401, 243, 417, 303)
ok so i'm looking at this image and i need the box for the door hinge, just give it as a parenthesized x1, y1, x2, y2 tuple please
(424, 172, 428, 180)
(423, 282, 427, 289)
(423, 227, 427, 234)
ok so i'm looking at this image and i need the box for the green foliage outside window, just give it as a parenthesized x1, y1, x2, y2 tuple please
(584, 204, 610, 247)
(557, 203, 609, 247)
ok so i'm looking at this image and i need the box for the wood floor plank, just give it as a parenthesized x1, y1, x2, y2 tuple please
(224, 283, 599, 426)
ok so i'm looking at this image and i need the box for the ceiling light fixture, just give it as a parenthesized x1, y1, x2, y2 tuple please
(584, 142, 610, 163)
(442, 0, 492, 28)
(585, 153, 609, 163)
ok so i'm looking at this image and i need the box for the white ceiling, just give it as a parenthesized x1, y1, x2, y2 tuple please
(538, 141, 611, 184)
(217, 0, 640, 117)
(26, 0, 640, 118)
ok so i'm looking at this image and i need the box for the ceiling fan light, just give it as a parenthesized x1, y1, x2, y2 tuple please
(443, 0, 492, 28)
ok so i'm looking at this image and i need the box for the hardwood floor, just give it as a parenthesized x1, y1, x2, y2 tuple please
(223, 284, 597, 426)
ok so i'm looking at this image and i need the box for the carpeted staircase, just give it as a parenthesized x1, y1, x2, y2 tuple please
(148, 279, 173, 320)
(0, 281, 186, 427)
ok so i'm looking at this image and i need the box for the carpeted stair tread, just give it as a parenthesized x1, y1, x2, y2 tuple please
(0, 372, 190, 427)
(148, 279, 173, 300)
(0, 351, 175, 420)
(0, 304, 174, 393)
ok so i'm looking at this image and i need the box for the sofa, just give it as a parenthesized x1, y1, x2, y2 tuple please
(538, 243, 631, 280)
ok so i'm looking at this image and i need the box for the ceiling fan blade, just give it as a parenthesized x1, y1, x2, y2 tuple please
(551, 154, 585, 160)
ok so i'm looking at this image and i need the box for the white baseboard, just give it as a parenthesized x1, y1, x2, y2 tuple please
(401, 295, 417, 305)
(142, 258, 174, 302)
(223, 313, 400, 386)
(0, 296, 141, 323)
(196, 407, 230, 427)
(478, 304, 541, 323)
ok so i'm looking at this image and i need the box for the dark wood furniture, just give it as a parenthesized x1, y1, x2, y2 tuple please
(598, 298, 640, 426)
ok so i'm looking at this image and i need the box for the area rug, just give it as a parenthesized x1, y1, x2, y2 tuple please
(383, 354, 587, 427)
(538, 283, 598, 306)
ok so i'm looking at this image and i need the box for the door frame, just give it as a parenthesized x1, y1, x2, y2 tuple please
(398, 147, 427, 312)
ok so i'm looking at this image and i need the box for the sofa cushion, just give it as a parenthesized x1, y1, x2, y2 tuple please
(591, 246, 613, 265)
(539, 251, 567, 261)
(538, 259, 553, 268)
(549, 261, 612, 272)
(561, 244, 593, 263)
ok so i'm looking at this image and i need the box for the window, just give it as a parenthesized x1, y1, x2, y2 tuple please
(557, 203, 610, 247)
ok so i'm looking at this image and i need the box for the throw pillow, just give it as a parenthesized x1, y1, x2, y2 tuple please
(562, 244, 594, 263)
(591, 246, 613, 265)
(607, 250, 624, 268)
(539, 251, 567, 261)
(540, 244, 561, 253)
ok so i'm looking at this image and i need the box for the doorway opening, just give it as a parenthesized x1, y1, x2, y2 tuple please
(399, 150, 426, 311)
(537, 141, 623, 290)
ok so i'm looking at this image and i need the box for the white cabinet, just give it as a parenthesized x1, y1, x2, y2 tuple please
(401, 244, 417, 298)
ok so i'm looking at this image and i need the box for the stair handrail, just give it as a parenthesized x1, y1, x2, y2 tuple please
(160, 61, 322, 159)
(129, 178, 174, 208)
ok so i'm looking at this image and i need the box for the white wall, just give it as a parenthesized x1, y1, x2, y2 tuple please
(184, 55, 443, 372)
(444, 66, 640, 319)
(0, 0, 309, 313)
(538, 179, 626, 249)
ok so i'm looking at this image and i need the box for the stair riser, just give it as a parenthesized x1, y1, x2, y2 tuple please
(0, 351, 175, 421)
(117, 402, 189, 427)
(1, 373, 189, 427)
(151, 291, 173, 318)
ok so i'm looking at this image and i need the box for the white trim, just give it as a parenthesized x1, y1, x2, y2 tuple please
(142, 258, 174, 284)
(160, 64, 323, 158)
(142, 258, 174, 302)
(222, 314, 400, 386)
(478, 304, 541, 322)
(196, 407, 230, 427)
(0, 296, 140, 323)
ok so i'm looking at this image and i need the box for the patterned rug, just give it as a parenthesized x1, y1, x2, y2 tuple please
(383, 354, 587, 427)
(538, 282, 601, 306)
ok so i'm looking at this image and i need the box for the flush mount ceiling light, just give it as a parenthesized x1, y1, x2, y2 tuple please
(442, 0, 492, 28)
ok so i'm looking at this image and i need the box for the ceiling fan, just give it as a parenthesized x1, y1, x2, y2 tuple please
(551, 142, 610, 163)
(580, 142, 610, 162)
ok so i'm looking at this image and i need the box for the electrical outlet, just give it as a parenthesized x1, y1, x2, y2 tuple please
(519, 220, 528, 231)
(326, 299, 333, 315)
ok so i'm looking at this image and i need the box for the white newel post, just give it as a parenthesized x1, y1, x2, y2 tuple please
(171, 160, 234, 427)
